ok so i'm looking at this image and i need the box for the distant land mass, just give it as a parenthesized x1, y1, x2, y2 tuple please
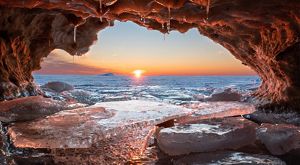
(98, 73, 115, 76)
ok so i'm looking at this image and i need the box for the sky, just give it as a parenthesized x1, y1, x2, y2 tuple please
(35, 21, 256, 76)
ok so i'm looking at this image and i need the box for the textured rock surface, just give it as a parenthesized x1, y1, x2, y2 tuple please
(0, 6, 109, 100)
(0, 1, 299, 110)
(41, 81, 74, 93)
(157, 117, 257, 156)
(243, 111, 300, 126)
(174, 151, 286, 165)
(7, 100, 194, 163)
(257, 123, 300, 155)
(0, 96, 68, 122)
(207, 88, 242, 102)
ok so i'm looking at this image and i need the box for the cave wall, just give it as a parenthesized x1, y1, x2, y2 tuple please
(0, 0, 300, 110)
(0, 7, 109, 100)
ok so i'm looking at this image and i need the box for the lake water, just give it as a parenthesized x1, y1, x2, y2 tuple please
(34, 75, 261, 105)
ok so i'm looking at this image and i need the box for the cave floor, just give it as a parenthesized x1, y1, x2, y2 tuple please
(0, 100, 299, 164)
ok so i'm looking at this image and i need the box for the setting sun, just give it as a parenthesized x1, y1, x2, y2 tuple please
(133, 70, 144, 78)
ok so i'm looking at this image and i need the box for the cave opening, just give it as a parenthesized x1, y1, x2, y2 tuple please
(37, 21, 256, 76)
(0, 1, 299, 111)
(0, 1, 299, 164)
(33, 21, 260, 107)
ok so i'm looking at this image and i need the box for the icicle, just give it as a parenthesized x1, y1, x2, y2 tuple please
(167, 7, 171, 33)
(73, 25, 78, 43)
(99, 0, 102, 13)
(100, 16, 103, 22)
(206, 0, 210, 19)
(161, 23, 164, 29)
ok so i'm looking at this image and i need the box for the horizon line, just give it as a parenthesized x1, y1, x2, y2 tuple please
(33, 73, 258, 76)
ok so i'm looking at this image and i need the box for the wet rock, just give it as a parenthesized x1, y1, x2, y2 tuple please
(257, 123, 300, 155)
(102, 95, 131, 102)
(178, 102, 256, 124)
(243, 111, 300, 126)
(61, 89, 100, 105)
(157, 117, 258, 156)
(7, 100, 194, 164)
(0, 96, 68, 122)
(207, 88, 242, 102)
(41, 81, 74, 93)
(174, 151, 286, 165)
(193, 94, 207, 101)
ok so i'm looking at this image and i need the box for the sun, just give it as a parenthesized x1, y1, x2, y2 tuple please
(133, 70, 144, 78)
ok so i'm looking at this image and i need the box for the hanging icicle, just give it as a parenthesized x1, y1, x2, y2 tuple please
(73, 18, 88, 43)
(73, 25, 78, 43)
(99, 0, 103, 22)
(167, 7, 171, 33)
(99, 0, 102, 13)
(206, 0, 210, 19)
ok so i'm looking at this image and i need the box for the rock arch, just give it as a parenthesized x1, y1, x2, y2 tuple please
(0, 0, 299, 110)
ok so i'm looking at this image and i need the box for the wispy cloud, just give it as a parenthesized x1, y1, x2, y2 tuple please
(34, 52, 108, 75)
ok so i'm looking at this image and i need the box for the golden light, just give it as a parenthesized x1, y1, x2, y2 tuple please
(133, 70, 144, 78)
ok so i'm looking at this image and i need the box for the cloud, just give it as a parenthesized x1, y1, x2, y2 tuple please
(34, 52, 108, 75)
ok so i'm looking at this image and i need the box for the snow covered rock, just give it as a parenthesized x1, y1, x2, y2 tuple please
(7, 100, 194, 164)
(257, 123, 300, 155)
(178, 102, 255, 124)
(157, 117, 257, 156)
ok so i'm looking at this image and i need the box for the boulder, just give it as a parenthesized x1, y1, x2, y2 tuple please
(207, 88, 242, 102)
(41, 81, 74, 93)
(157, 117, 258, 156)
(257, 123, 300, 155)
(174, 151, 286, 165)
(0, 96, 68, 122)
(7, 100, 194, 164)
(61, 89, 100, 105)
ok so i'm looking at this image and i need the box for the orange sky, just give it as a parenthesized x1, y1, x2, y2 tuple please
(35, 22, 256, 76)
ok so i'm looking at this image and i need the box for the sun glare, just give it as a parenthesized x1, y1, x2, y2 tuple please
(133, 70, 144, 78)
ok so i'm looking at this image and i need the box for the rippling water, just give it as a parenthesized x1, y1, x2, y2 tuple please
(34, 75, 261, 104)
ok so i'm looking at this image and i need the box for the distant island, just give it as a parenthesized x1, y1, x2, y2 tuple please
(98, 73, 115, 76)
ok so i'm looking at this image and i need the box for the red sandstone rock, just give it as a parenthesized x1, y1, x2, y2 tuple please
(0, 1, 299, 110)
